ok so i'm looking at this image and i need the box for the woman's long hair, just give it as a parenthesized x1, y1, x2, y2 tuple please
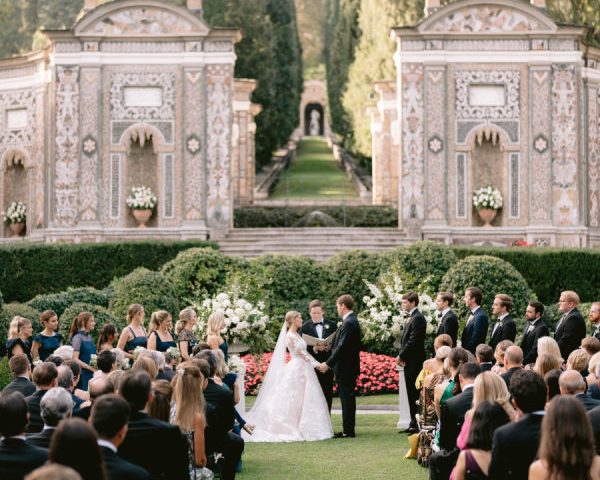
(7, 316, 31, 340)
(539, 395, 596, 480)
(148, 310, 170, 334)
(49, 417, 107, 480)
(472, 371, 515, 419)
(68, 312, 93, 340)
(207, 310, 225, 337)
(97, 323, 117, 351)
(127, 304, 144, 325)
(172, 363, 205, 432)
(175, 307, 195, 335)
(466, 400, 510, 451)
(448, 347, 469, 396)
(148, 379, 173, 423)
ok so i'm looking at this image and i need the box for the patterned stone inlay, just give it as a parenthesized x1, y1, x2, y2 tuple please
(163, 153, 174, 219)
(533, 134, 548, 153)
(455, 70, 520, 120)
(84, 8, 198, 36)
(588, 87, 599, 227)
(0, 90, 36, 145)
(510, 152, 520, 218)
(425, 68, 446, 221)
(184, 69, 204, 221)
(110, 153, 121, 219)
(428, 6, 546, 33)
(456, 153, 467, 218)
(110, 72, 175, 121)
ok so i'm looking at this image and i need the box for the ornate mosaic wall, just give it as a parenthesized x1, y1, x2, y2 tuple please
(588, 86, 600, 227)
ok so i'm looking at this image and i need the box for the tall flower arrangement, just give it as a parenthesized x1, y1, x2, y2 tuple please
(126, 186, 157, 210)
(472, 185, 503, 210)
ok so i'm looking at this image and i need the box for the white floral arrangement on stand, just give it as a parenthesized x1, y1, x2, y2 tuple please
(227, 355, 246, 374)
(3, 201, 26, 224)
(126, 186, 157, 210)
(472, 185, 503, 210)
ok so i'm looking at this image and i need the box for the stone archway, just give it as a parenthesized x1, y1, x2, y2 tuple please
(1, 148, 32, 237)
(299, 80, 329, 137)
(304, 103, 324, 136)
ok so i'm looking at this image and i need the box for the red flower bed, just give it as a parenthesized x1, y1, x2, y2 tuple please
(241, 351, 399, 396)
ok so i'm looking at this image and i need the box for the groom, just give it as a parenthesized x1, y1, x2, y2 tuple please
(318, 294, 361, 438)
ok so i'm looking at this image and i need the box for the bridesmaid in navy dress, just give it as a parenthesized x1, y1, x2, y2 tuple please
(176, 307, 199, 361)
(31, 310, 63, 362)
(69, 312, 96, 391)
(206, 311, 228, 361)
(6, 316, 34, 366)
(147, 310, 177, 353)
(116, 303, 148, 359)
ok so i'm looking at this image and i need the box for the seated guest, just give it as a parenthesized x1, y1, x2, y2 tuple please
(560, 369, 600, 411)
(57, 365, 84, 414)
(418, 334, 452, 388)
(31, 310, 63, 362)
(434, 347, 470, 419)
(533, 353, 562, 379)
(147, 380, 172, 423)
(91, 394, 149, 480)
(0, 391, 48, 480)
(49, 418, 106, 480)
(530, 395, 600, 479)
(63, 359, 89, 403)
(568, 348, 591, 376)
(536, 336, 564, 367)
(490, 340, 513, 375)
(25, 464, 82, 480)
(26, 361, 59, 433)
(520, 301, 549, 365)
(583, 337, 600, 358)
(163, 348, 178, 381)
(453, 401, 510, 480)
(192, 342, 211, 357)
(500, 346, 523, 390)
(131, 356, 158, 380)
(142, 350, 171, 382)
(475, 344, 494, 372)
(588, 353, 600, 399)
(117, 369, 189, 480)
(544, 369, 562, 401)
(76, 377, 115, 422)
(589, 363, 600, 454)
(107, 370, 124, 394)
(2, 354, 35, 397)
(489, 370, 547, 480)
(27, 387, 73, 449)
(90, 350, 117, 386)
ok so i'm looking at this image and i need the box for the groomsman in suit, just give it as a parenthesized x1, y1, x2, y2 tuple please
(299, 299, 338, 411)
(489, 294, 517, 351)
(554, 290, 587, 360)
(319, 294, 361, 438)
(590, 302, 600, 341)
(397, 291, 427, 433)
(520, 301, 550, 365)
(1, 355, 35, 397)
(435, 292, 458, 347)
(461, 287, 489, 354)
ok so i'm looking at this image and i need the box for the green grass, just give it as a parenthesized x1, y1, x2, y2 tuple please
(270, 137, 358, 200)
(244, 393, 398, 410)
(239, 414, 428, 479)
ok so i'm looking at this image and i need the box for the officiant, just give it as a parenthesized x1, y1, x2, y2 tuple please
(300, 299, 338, 411)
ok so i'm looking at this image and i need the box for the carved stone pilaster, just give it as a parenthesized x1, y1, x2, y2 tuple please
(588, 86, 600, 227)
(372, 81, 398, 206)
(425, 67, 446, 220)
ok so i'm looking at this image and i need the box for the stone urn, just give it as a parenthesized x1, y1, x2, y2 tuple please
(477, 208, 497, 227)
(132, 209, 152, 228)
(9, 222, 25, 236)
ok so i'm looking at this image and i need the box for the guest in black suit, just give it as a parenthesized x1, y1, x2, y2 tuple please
(0, 391, 47, 480)
(57, 365, 84, 415)
(27, 386, 73, 449)
(435, 291, 458, 347)
(489, 370, 547, 480)
(396, 291, 426, 433)
(299, 299, 338, 411)
(475, 344, 495, 372)
(76, 377, 115, 422)
(520, 301, 550, 365)
(554, 290, 587, 360)
(461, 287, 489, 354)
(500, 346, 523, 391)
(118, 369, 189, 480)
(2, 354, 35, 397)
(429, 362, 481, 480)
(559, 369, 600, 411)
(320, 294, 362, 438)
(91, 394, 150, 480)
(589, 389, 600, 454)
(489, 294, 517, 351)
(26, 361, 58, 434)
(590, 302, 600, 342)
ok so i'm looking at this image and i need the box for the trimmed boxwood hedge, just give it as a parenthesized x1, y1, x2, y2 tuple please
(0, 240, 216, 303)
(27, 287, 110, 318)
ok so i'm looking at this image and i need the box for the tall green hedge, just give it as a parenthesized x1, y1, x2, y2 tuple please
(0, 240, 216, 303)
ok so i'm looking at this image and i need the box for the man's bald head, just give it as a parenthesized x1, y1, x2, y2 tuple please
(504, 346, 523, 368)
(559, 369, 586, 395)
(89, 377, 114, 402)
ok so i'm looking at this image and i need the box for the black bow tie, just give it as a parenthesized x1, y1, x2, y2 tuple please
(314, 322, 323, 325)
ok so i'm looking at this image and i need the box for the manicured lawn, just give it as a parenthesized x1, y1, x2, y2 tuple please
(239, 414, 428, 479)
(244, 393, 398, 409)
(270, 137, 358, 199)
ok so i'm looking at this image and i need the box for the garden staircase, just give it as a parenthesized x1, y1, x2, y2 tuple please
(217, 227, 410, 260)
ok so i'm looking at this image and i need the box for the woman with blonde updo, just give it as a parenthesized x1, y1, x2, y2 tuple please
(176, 307, 199, 361)
(147, 310, 176, 353)
(6, 316, 34, 365)
(206, 310, 227, 360)
(116, 304, 147, 359)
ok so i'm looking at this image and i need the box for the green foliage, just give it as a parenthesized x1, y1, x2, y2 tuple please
(160, 248, 244, 304)
(0, 240, 215, 303)
(108, 268, 180, 322)
(440, 255, 535, 323)
(0, 357, 12, 391)
(59, 303, 120, 343)
(0, 303, 41, 345)
(295, 0, 327, 73)
(234, 205, 398, 227)
(0, 289, 3, 311)
(27, 287, 110, 318)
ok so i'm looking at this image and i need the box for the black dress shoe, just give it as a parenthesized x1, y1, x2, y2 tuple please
(334, 431, 355, 438)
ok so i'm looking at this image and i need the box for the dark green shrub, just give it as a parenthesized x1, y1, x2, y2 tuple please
(27, 287, 110, 318)
(0, 290, 3, 311)
(109, 268, 180, 321)
(0, 240, 217, 303)
(59, 303, 120, 343)
(440, 255, 535, 325)
(0, 303, 42, 345)
(0, 357, 11, 390)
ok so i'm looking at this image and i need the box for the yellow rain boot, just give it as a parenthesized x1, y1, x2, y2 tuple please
(404, 432, 419, 459)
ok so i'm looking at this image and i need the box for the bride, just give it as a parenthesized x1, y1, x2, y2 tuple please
(242, 310, 333, 442)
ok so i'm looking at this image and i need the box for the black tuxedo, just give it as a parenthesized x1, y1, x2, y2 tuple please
(554, 308, 586, 360)
(118, 411, 188, 480)
(299, 319, 338, 411)
(489, 413, 543, 480)
(399, 308, 427, 429)
(488, 314, 517, 351)
(436, 310, 458, 347)
(25, 389, 47, 434)
(76, 404, 92, 421)
(0, 437, 47, 480)
(500, 367, 522, 391)
(326, 311, 361, 435)
(461, 307, 489, 354)
(101, 445, 149, 480)
(589, 405, 600, 454)
(2, 377, 35, 397)
(520, 319, 550, 365)
(575, 392, 600, 411)
(26, 427, 55, 449)
(479, 362, 493, 372)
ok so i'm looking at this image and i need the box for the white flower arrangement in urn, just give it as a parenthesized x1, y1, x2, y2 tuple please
(126, 186, 157, 228)
(472, 185, 503, 227)
(3, 201, 27, 236)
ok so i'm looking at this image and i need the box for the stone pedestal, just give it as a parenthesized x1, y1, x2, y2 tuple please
(396, 366, 411, 430)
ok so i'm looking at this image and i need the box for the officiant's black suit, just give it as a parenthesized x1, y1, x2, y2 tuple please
(554, 308, 586, 360)
(520, 319, 549, 365)
(326, 312, 361, 436)
(399, 308, 426, 430)
(488, 315, 517, 351)
(300, 318, 338, 411)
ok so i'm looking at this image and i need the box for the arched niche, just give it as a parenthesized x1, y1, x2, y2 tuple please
(304, 103, 324, 136)
(1, 148, 32, 237)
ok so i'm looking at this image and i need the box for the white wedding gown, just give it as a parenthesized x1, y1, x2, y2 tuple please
(242, 329, 333, 442)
